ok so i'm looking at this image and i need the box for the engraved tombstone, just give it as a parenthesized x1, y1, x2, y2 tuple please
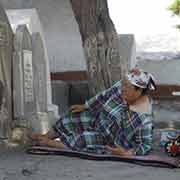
(6, 9, 59, 122)
(32, 32, 59, 129)
(13, 25, 36, 124)
(31, 32, 53, 133)
(0, 4, 13, 139)
(32, 32, 47, 113)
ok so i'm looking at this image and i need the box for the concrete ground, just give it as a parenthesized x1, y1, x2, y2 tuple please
(1, 100, 180, 180)
(0, 145, 179, 180)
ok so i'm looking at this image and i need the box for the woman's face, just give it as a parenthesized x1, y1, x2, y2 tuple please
(122, 79, 142, 104)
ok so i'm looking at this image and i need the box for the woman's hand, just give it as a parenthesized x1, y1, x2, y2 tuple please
(106, 145, 134, 156)
(70, 104, 86, 113)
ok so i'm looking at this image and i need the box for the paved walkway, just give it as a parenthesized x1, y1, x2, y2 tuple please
(0, 146, 179, 180)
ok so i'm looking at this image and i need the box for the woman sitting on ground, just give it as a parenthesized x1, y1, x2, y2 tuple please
(31, 69, 156, 156)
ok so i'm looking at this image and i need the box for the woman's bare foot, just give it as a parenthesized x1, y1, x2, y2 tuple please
(29, 133, 46, 141)
(30, 129, 59, 141)
(29, 133, 68, 149)
(35, 136, 51, 146)
(45, 139, 68, 149)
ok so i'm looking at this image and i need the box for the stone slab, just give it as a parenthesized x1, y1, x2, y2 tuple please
(32, 32, 47, 112)
(13, 24, 36, 121)
(6, 8, 53, 106)
(119, 34, 136, 70)
(0, 3, 13, 138)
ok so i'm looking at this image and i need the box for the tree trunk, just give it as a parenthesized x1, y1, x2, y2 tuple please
(70, 0, 125, 95)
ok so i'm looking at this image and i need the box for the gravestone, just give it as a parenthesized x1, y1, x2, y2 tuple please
(32, 32, 59, 129)
(32, 32, 47, 113)
(0, 4, 13, 139)
(13, 24, 36, 125)
(6, 9, 59, 121)
(118, 34, 137, 71)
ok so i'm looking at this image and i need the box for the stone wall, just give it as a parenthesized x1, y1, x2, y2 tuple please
(137, 59, 180, 85)
(0, 3, 13, 138)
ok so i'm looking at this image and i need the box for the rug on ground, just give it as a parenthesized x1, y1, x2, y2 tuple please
(26, 146, 180, 168)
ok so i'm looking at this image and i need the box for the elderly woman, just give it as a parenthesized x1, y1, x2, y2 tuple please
(31, 69, 156, 156)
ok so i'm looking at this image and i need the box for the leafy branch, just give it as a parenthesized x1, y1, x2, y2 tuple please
(168, 0, 180, 30)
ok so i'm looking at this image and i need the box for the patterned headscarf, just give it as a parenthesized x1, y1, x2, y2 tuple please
(126, 68, 156, 91)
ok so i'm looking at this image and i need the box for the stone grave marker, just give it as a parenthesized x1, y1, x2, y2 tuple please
(6, 9, 59, 123)
(118, 34, 137, 71)
(32, 32, 58, 131)
(32, 32, 47, 113)
(0, 3, 13, 139)
(13, 24, 36, 125)
(32, 32, 59, 128)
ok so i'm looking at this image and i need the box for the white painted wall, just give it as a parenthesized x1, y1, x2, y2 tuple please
(1, 0, 87, 72)
(137, 59, 180, 85)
